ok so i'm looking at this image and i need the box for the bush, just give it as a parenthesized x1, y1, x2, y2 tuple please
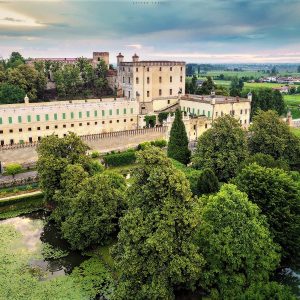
(137, 142, 151, 150)
(103, 150, 136, 167)
(150, 139, 167, 148)
(90, 151, 100, 159)
(5, 163, 23, 178)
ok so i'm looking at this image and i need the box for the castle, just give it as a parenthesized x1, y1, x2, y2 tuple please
(0, 52, 251, 147)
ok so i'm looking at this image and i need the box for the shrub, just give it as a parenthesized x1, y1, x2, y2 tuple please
(103, 150, 136, 167)
(90, 151, 100, 159)
(5, 163, 23, 178)
(150, 139, 167, 148)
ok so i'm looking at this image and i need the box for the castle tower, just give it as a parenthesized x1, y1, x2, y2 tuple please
(92, 52, 109, 66)
(24, 94, 29, 105)
(247, 92, 252, 102)
(132, 53, 139, 62)
(117, 53, 124, 66)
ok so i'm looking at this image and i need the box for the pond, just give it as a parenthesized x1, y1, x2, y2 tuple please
(0, 210, 299, 299)
(0, 210, 86, 280)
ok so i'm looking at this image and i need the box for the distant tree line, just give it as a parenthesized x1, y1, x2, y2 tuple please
(0, 52, 113, 103)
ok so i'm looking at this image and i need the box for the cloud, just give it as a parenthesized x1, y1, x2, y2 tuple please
(126, 44, 142, 50)
(0, 8, 43, 27)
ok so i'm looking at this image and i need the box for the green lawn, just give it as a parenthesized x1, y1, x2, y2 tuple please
(284, 94, 300, 106)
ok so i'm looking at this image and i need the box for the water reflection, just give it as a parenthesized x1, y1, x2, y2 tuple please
(0, 211, 86, 280)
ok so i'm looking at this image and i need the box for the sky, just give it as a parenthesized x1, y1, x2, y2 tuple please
(1, 0, 300, 63)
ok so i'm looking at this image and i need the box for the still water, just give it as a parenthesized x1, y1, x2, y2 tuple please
(1, 211, 299, 298)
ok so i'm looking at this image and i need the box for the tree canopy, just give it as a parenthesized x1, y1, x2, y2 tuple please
(195, 184, 280, 299)
(192, 115, 248, 181)
(248, 110, 300, 167)
(113, 147, 204, 299)
(234, 163, 300, 267)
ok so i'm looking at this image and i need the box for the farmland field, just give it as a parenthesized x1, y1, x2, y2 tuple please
(284, 94, 300, 119)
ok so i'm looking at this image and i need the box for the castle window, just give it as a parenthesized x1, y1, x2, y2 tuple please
(62, 113, 66, 120)
(147, 67, 149, 72)
(19, 128, 22, 132)
(37, 127, 41, 130)
(245, 109, 248, 114)
(117, 120, 119, 123)
(54, 113, 58, 120)
(136, 77, 139, 84)
(170, 76, 172, 83)
(130, 108, 134, 114)
(46, 126, 49, 129)
(63, 124, 66, 128)
(240, 120, 242, 124)
(168, 99, 170, 104)
(79, 123, 82, 126)
(159, 89, 162, 96)
(87, 122, 90, 125)
(0, 117, 2, 125)
(147, 77, 150, 84)
(147, 91, 150, 97)
(55, 125, 58, 129)
(128, 91, 131, 98)
(124, 108, 127, 115)
(170, 67, 173, 71)
(94, 110, 98, 117)
(130, 118, 133, 121)
(181, 67, 183, 71)
(36, 115, 40, 122)
(109, 120, 112, 123)
(136, 68, 138, 72)
(71, 124, 74, 127)
(128, 77, 131, 84)
(18, 116, 22, 123)
(169, 89, 172, 96)
(109, 109, 112, 116)
(245, 120, 247, 124)
(117, 109, 119, 115)
(28, 128, 32, 131)
(8, 117, 13, 124)
(102, 110, 105, 117)
(79, 112, 82, 118)
(208, 111, 211, 118)
(102, 121, 105, 124)
(205, 123, 208, 129)
(71, 112, 74, 119)
(159, 76, 162, 83)
(159, 67, 162, 71)
(124, 119, 127, 122)
(180, 76, 183, 82)
(86, 111, 90, 117)
(45, 114, 49, 121)
(123, 77, 125, 83)
(240, 109, 243, 114)
(9, 129, 13, 133)
(27, 115, 31, 122)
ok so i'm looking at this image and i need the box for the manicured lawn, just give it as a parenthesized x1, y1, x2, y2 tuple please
(284, 94, 300, 106)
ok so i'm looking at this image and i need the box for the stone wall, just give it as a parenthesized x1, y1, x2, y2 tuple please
(0, 127, 167, 165)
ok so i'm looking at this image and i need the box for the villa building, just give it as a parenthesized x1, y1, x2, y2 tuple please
(0, 52, 251, 147)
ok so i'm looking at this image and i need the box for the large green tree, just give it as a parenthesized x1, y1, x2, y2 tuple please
(167, 109, 191, 165)
(195, 184, 280, 299)
(234, 163, 300, 267)
(37, 133, 91, 202)
(229, 76, 244, 96)
(193, 115, 248, 181)
(248, 110, 300, 167)
(113, 147, 204, 299)
(60, 172, 125, 250)
(0, 83, 25, 104)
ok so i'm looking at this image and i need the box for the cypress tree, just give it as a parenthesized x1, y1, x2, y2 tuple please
(167, 109, 191, 165)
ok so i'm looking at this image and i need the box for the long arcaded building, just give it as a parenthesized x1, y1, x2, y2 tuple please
(0, 52, 251, 146)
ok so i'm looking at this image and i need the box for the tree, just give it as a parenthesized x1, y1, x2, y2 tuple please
(248, 110, 300, 166)
(234, 163, 300, 267)
(239, 282, 297, 300)
(167, 109, 191, 165)
(195, 184, 280, 299)
(60, 172, 125, 250)
(297, 65, 300, 73)
(193, 168, 219, 196)
(5, 163, 23, 178)
(198, 76, 216, 94)
(192, 115, 248, 181)
(271, 66, 278, 75)
(239, 153, 289, 171)
(112, 147, 204, 299)
(6, 52, 25, 69)
(0, 83, 25, 104)
(37, 133, 90, 202)
(229, 76, 244, 96)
